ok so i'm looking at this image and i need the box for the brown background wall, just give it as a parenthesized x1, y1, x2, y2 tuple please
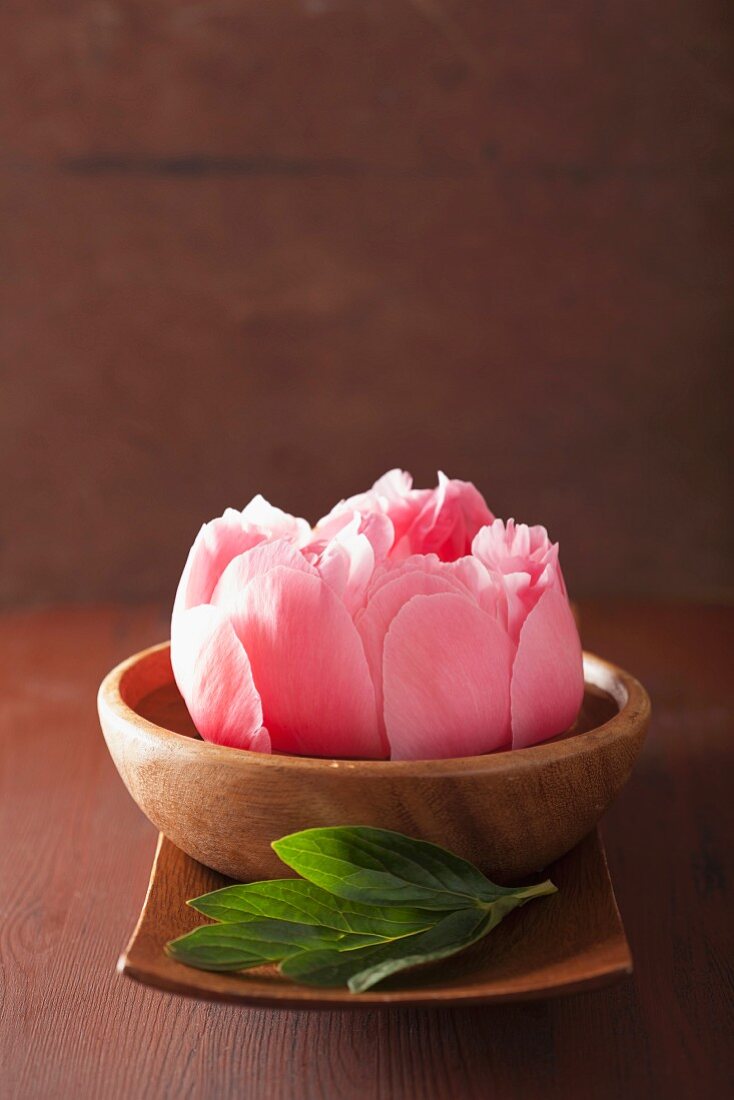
(2, 1, 732, 607)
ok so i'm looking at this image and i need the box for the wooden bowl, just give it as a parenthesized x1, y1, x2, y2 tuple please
(97, 643, 650, 882)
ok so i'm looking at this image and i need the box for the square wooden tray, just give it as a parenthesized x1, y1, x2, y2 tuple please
(118, 829, 632, 1008)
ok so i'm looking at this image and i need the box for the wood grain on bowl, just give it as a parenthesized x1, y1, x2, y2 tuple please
(120, 829, 631, 1007)
(97, 645, 650, 883)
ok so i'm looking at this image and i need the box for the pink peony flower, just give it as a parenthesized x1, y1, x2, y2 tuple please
(171, 475, 583, 761)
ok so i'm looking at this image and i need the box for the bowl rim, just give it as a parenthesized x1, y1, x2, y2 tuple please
(98, 642, 651, 777)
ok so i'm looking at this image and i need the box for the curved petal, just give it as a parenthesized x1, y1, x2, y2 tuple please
(358, 510, 395, 562)
(365, 552, 505, 621)
(312, 514, 377, 614)
(472, 518, 556, 577)
(313, 469, 425, 555)
(511, 587, 584, 748)
(369, 469, 429, 547)
(170, 605, 268, 751)
(241, 494, 311, 544)
(356, 570, 465, 744)
(211, 539, 316, 612)
(309, 506, 354, 545)
(172, 510, 269, 620)
(228, 566, 384, 759)
(366, 553, 473, 602)
(310, 507, 395, 565)
(497, 571, 535, 641)
(314, 470, 492, 564)
(383, 593, 513, 760)
(396, 472, 494, 562)
(173, 498, 311, 622)
(472, 519, 563, 640)
(444, 555, 506, 618)
(371, 467, 414, 500)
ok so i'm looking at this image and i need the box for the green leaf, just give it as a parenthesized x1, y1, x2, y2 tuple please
(188, 878, 435, 939)
(279, 882, 557, 992)
(165, 917, 382, 973)
(168, 826, 559, 991)
(280, 908, 491, 993)
(272, 826, 525, 910)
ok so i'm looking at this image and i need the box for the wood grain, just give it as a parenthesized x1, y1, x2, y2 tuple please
(1, 602, 732, 1099)
(120, 829, 631, 1007)
(97, 644, 649, 882)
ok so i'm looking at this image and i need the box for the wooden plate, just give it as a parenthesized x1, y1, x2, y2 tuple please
(118, 829, 632, 1008)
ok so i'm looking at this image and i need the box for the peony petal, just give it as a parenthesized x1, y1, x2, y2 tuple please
(472, 519, 558, 589)
(497, 571, 535, 641)
(356, 570, 465, 744)
(173, 499, 311, 622)
(308, 506, 353, 545)
(383, 593, 513, 760)
(228, 566, 384, 758)
(316, 530, 375, 614)
(306, 513, 379, 614)
(443, 555, 506, 619)
(314, 470, 492, 564)
(357, 510, 395, 562)
(211, 539, 316, 612)
(366, 553, 473, 603)
(313, 469, 425, 555)
(396, 472, 494, 562)
(312, 504, 396, 560)
(241, 494, 311, 544)
(170, 605, 268, 751)
(511, 587, 584, 749)
(304, 511, 393, 613)
(472, 519, 564, 640)
(364, 552, 505, 621)
(172, 509, 269, 619)
(368, 469, 429, 547)
(371, 467, 414, 499)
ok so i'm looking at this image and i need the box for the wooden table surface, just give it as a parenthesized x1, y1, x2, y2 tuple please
(1, 601, 732, 1099)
